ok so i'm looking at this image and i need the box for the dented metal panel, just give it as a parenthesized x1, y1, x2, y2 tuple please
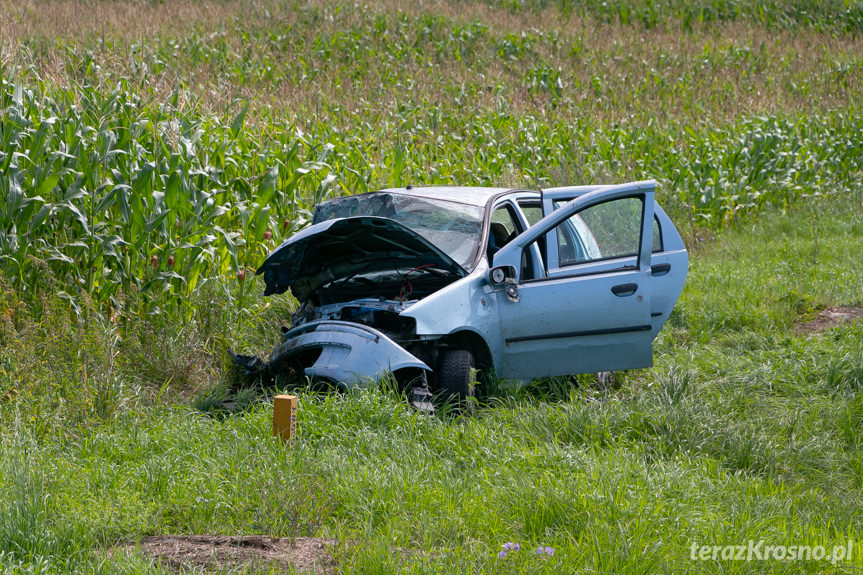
(256, 216, 465, 299)
(269, 320, 429, 388)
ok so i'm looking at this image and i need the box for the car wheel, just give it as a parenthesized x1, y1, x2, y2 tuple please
(436, 349, 476, 413)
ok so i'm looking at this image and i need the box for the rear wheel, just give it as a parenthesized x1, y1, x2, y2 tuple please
(436, 349, 476, 413)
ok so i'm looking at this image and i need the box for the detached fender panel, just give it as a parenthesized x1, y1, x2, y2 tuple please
(270, 320, 429, 388)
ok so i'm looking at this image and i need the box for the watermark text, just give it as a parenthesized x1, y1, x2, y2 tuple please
(690, 540, 853, 564)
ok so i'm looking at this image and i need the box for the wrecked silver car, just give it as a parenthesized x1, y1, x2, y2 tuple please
(238, 181, 688, 405)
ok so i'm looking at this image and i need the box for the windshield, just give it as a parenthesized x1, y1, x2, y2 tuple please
(313, 193, 484, 268)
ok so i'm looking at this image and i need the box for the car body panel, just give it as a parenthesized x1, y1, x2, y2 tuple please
(399, 260, 505, 364)
(647, 203, 688, 337)
(496, 269, 653, 378)
(256, 216, 465, 299)
(270, 320, 429, 387)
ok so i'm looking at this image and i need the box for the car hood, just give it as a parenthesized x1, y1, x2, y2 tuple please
(256, 216, 467, 300)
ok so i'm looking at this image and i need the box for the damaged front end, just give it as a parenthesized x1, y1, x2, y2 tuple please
(268, 320, 428, 387)
(231, 300, 436, 410)
(232, 214, 471, 406)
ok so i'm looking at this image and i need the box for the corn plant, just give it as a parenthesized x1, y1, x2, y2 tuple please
(0, 69, 335, 316)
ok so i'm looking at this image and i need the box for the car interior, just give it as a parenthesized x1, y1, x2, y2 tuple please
(487, 203, 544, 280)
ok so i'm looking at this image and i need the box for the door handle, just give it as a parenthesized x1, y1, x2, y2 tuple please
(651, 263, 671, 276)
(611, 283, 638, 297)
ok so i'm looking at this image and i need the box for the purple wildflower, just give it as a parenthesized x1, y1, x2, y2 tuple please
(537, 546, 545, 554)
(513, 543, 520, 551)
(503, 542, 514, 551)
(544, 546, 555, 556)
(498, 550, 508, 559)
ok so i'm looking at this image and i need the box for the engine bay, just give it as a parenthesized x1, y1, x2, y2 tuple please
(291, 297, 419, 342)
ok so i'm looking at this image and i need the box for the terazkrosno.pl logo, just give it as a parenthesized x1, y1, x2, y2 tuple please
(690, 540, 854, 564)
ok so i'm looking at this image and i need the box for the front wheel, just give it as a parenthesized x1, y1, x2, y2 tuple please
(436, 349, 476, 413)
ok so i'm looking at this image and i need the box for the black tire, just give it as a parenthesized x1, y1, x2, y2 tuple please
(436, 349, 476, 412)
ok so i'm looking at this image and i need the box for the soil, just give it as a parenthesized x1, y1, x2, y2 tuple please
(795, 306, 863, 335)
(114, 535, 338, 573)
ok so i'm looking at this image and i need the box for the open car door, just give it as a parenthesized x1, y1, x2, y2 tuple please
(491, 181, 661, 379)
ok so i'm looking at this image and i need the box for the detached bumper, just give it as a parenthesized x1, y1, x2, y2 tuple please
(270, 320, 429, 388)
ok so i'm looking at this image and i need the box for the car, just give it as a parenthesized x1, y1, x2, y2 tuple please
(235, 180, 688, 408)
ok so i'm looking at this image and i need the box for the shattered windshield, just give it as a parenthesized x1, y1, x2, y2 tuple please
(313, 193, 484, 268)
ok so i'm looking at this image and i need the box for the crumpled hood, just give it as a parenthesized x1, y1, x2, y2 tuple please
(256, 216, 466, 300)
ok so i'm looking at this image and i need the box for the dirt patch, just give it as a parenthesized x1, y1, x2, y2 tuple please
(115, 535, 338, 573)
(795, 306, 863, 335)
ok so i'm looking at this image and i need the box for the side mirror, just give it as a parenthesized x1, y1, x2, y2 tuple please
(489, 265, 516, 285)
(489, 265, 519, 302)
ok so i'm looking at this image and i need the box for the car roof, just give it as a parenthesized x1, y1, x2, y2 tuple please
(375, 186, 531, 207)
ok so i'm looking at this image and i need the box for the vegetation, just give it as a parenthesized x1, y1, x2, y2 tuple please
(1, 0, 862, 572)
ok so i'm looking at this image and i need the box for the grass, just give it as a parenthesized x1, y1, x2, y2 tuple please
(2, 0, 863, 572)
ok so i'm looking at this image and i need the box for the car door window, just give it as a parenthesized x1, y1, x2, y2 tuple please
(487, 204, 519, 260)
(516, 202, 547, 274)
(518, 203, 543, 227)
(489, 205, 518, 247)
(551, 196, 644, 268)
(491, 202, 544, 279)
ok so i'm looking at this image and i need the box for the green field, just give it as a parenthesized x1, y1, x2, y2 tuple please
(2, 0, 863, 573)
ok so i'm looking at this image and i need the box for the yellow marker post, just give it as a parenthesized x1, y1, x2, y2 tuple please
(272, 394, 298, 443)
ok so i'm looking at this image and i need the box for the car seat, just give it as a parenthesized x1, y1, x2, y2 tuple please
(487, 222, 512, 262)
